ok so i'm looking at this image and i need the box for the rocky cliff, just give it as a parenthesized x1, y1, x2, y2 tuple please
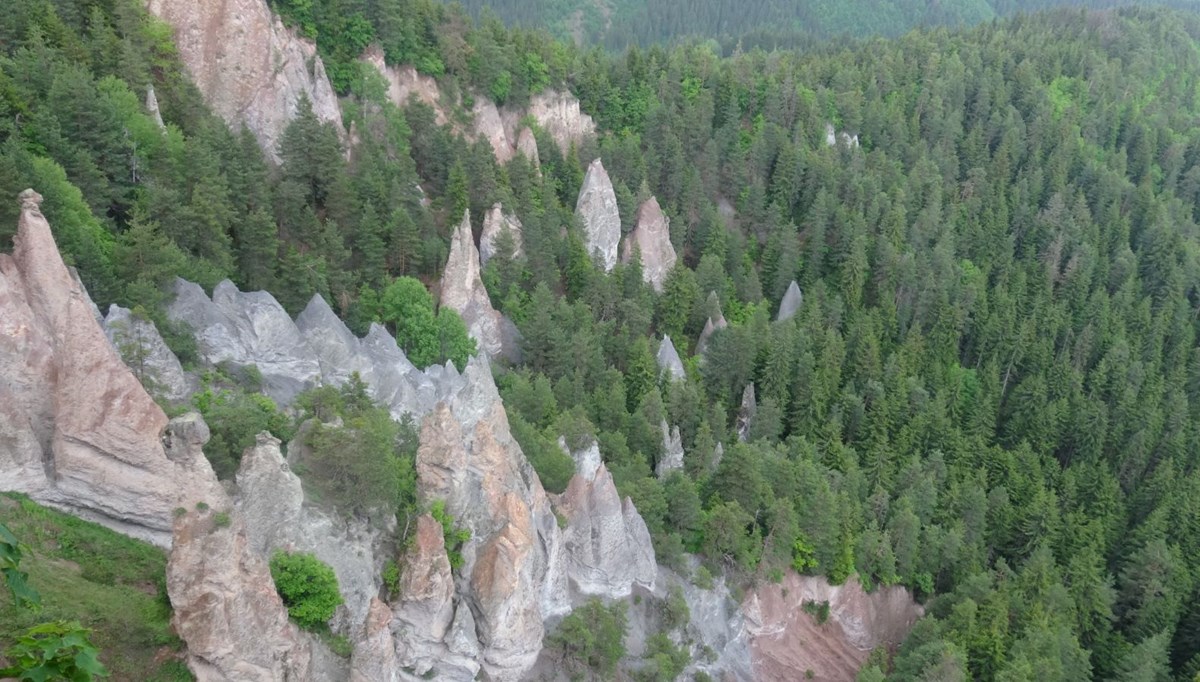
(479, 203, 525, 267)
(0, 190, 223, 547)
(146, 0, 343, 159)
(440, 211, 522, 362)
(103, 304, 195, 403)
(622, 196, 677, 292)
(575, 158, 621, 272)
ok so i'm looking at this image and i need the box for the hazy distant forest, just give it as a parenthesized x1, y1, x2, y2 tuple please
(7, 0, 1200, 678)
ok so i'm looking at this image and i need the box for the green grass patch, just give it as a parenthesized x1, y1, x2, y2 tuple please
(0, 493, 193, 681)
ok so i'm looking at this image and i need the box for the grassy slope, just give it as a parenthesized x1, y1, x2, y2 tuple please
(0, 493, 192, 682)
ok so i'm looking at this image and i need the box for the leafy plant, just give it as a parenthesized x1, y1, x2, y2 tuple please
(268, 551, 343, 630)
(429, 501, 471, 570)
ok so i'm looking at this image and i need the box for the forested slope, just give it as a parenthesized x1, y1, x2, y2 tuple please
(6, 0, 1200, 678)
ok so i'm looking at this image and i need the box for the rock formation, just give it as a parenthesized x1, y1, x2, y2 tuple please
(389, 514, 479, 679)
(145, 0, 343, 159)
(235, 433, 387, 631)
(145, 84, 165, 129)
(0, 189, 222, 546)
(696, 291, 729, 356)
(103, 304, 194, 403)
(479, 203, 524, 267)
(736, 384, 757, 442)
(575, 158, 621, 272)
(440, 211, 521, 362)
(825, 122, 860, 148)
(515, 127, 540, 169)
(363, 47, 447, 125)
(622, 196, 677, 292)
(744, 573, 922, 681)
(656, 335, 686, 381)
(656, 421, 684, 478)
(473, 99, 513, 164)
(553, 440, 657, 597)
(776, 281, 803, 322)
(518, 91, 597, 155)
(168, 279, 322, 405)
(168, 506, 314, 681)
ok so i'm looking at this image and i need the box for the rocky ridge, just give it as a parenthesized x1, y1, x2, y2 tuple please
(103, 304, 195, 403)
(0, 190, 223, 547)
(146, 0, 343, 159)
(575, 158, 622, 271)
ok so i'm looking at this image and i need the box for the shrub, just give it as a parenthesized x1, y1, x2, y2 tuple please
(430, 501, 470, 570)
(213, 512, 231, 528)
(546, 599, 627, 677)
(268, 551, 343, 629)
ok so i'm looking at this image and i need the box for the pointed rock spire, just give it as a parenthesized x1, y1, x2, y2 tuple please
(656, 335, 686, 381)
(696, 291, 729, 355)
(574, 158, 620, 272)
(440, 211, 521, 362)
(145, 85, 165, 129)
(656, 421, 684, 478)
(777, 281, 803, 322)
(516, 127, 540, 170)
(736, 384, 757, 442)
(621, 196, 677, 292)
(479, 203, 524, 267)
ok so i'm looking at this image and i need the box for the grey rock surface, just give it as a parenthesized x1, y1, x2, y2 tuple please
(168, 278, 322, 405)
(0, 190, 222, 547)
(104, 304, 194, 403)
(621, 196, 677, 292)
(552, 440, 657, 600)
(235, 433, 387, 631)
(145, 0, 343, 159)
(737, 384, 757, 443)
(776, 280, 803, 322)
(440, 211, 521, 362)
(516, 127, 540, 169)
(575, 158, 621, 272)
(479, 203, 524, 267)
(656, 335, 686, 381)
(656, 421, 684, 478)
(145, 84, 165, 129)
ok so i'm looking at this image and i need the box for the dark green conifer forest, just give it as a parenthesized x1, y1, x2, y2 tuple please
(7, 0, 1200, 678)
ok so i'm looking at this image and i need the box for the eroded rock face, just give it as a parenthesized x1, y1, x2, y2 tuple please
(622, 196, 677, 292)
(736, 384, 757, 443)
(415, 357, 568, 680)
(440, 211, 521, 362)
(0, 190, 222, 547)
(363, 47, 447, 125)
(656, 335, 686, 381)
(474, 99, 513, 164)
(146, 85, 165, 129)
(168, 279, 322, 405)
(825, 122, 860, 148)
(234, 433, 386, 631)
(103, 304, 194, 403)
(777, 281, 803, 322)
(520, 91, 597, 155)
(745, 573, 922, 681)
(553, 441, 657, 598)
(656, 421, 684, 478)
(575, 159, 621, 272)
(515, 127, 540, 169)
(146, 0, 343, 159)
(479, 204, 524, 267)
(168, 507, 314, 682)
(350, 599, 401, 682)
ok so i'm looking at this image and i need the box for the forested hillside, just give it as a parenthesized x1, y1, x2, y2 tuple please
(7, 0, 1200, 678)
(452, 0, 1200, 49)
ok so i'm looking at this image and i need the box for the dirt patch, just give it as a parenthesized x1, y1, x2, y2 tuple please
(745, 573, 923, 681)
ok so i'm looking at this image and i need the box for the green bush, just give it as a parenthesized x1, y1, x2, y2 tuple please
(430, 501, 470, 570)
(268, 551, 343, 630)
(546, 599, 627, 677)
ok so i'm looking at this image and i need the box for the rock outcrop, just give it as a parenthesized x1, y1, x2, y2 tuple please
(777, 281, 803, 322)
(235, 433, 387, 630)
(145, 84, 165, 129)
(745, 573, 922, 681)
(146, 0, 343, 159)
(553, 440, 657, 598)
(517, 91, 597, 155)
(479, 203, 524, 267)
(168, 506, 314, 682)
(825, 122, 860, 148)
(622, 196, 677, 292)
(656, 335, 686, 381)
(736, 384, 757, 442)
(168, 279, 322, 405)
(474, 99, 514, 164)
(575, 158, 621, 272)
(0, 190, 222, 547)
(363, 47, 447, 125)
(440, 211, 521, 362)
(515, 127, 540, 169)
(103, 304, 194, 403)
(697, 291, 729, 356)
(656, 422, 684, 478)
